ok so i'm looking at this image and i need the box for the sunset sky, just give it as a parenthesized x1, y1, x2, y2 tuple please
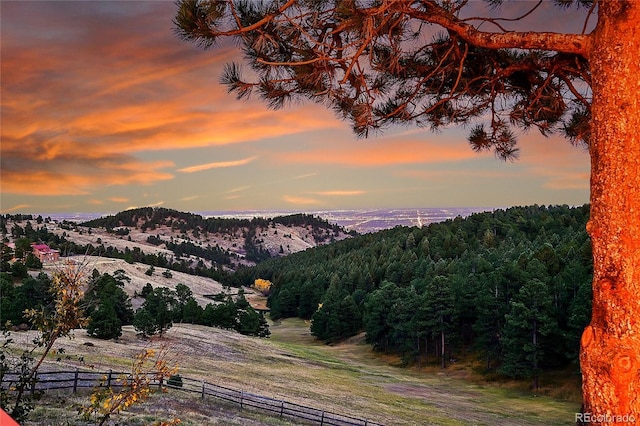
(1, 1, 591, 215)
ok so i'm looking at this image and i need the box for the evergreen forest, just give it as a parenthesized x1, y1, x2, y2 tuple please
(230, 205, 592, 383)
(1, 269, 270, 340)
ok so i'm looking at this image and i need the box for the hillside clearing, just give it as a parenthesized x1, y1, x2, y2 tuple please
(42, 255, 226, 307)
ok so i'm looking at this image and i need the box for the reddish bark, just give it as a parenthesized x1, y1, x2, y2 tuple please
(581, 1, 640, 424)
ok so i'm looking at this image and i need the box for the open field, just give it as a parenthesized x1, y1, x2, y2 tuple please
(42, 255, 227, 307)
(7, 319, 580, 425)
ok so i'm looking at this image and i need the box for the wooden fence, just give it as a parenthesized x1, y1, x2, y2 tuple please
(1, 370, 383, 426)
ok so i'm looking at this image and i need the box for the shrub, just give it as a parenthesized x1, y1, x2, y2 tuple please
(167, 374, 183, 388)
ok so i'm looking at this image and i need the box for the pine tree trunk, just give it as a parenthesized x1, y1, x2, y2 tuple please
(441, 330, 446, 369)
(581, 2, 640, 423)
(425, 335, 428, 366)
(533, 319, 538, 391)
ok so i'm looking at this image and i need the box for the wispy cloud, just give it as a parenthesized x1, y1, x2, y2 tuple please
(293, 173, 318, 179)
(309, 190, 366, 196)
(0, 2, 338, 199)
(0, 116, 176, 195)
(224, 186, 252, 194)
(397, 169, 510, 181)
(282, 195, 321, 205)
(1, 204, 32, 214)
(539, 171, 589, 190)
(125, 201, 164, 211)
(0, 1, 591, 212)
(278, 139, 489, 167)
(0, 147, 174, 195)
(177, 156, 257, 173)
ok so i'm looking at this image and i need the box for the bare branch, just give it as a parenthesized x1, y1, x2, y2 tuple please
(412, 2, 590, 57)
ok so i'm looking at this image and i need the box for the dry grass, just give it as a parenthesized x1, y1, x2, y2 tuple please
(37, 218, 351, 270)
(413, 352, 583, 404)
(27, 390, 308, 426)
(42, 256, 226, 308)
(8, 318, 582, 425)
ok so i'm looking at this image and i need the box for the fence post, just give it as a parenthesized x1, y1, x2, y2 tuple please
(240, 390, 243, 409)
(30, 372, 37, 395)
(280, 400, 284, 417)
(201, 381, 205, 399)
(158, 376, 163, 390)
(320, 410, 324, 426)
(107, 370, 112, 387)
(73, 369, 79, 394)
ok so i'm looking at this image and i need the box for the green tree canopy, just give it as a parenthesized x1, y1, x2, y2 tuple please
(87, 299, 122, 340)
(133, 286, 177, 337)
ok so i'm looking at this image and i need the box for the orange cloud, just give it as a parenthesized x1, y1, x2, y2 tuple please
(278, 138, 487, 167)
(0, 1, 591, 210)
(0, 141, 174, 196)
(224, 186, 252, 194)
(0, 204, 32, 214)
(109, 197, 130, 203)
(536, 170, 590, 190)
(177, 156, 257, 173)
(397, 169, 511, 181)
(1, 2, 341, 198)
(399, 161, 588, 190)
(282, 195, 321, 205)
(518, 133, 590, 189)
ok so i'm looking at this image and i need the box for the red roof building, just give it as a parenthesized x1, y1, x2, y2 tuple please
(31, 243, 60, 263)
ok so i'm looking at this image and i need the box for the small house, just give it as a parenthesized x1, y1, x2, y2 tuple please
(31, 243, 60, 263)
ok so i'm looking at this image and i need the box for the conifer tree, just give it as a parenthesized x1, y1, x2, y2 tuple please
(134, 286, 177, 337)
(87, 299, 122, 340)
(421, 275, 455, 369)
(500, 278, 556, 389)
(311, 277, 361, 342)
(363, 282, 398, 352)
(182, 298, 203, 324)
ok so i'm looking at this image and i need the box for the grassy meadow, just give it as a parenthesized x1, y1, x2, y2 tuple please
(8, 317, 582, 425)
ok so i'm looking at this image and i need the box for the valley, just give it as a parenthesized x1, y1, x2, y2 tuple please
(1, 206, 589, 424)
(12, 319, 580, 425)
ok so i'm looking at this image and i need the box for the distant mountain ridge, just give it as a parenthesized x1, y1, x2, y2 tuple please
(44, 207, 492, 233)
(3, 207, 486, 283)
(82, 207, 350, 236)
(78, 207, 354, 269)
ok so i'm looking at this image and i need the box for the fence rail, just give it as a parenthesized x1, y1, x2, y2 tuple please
(1, 370, 382, 426)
